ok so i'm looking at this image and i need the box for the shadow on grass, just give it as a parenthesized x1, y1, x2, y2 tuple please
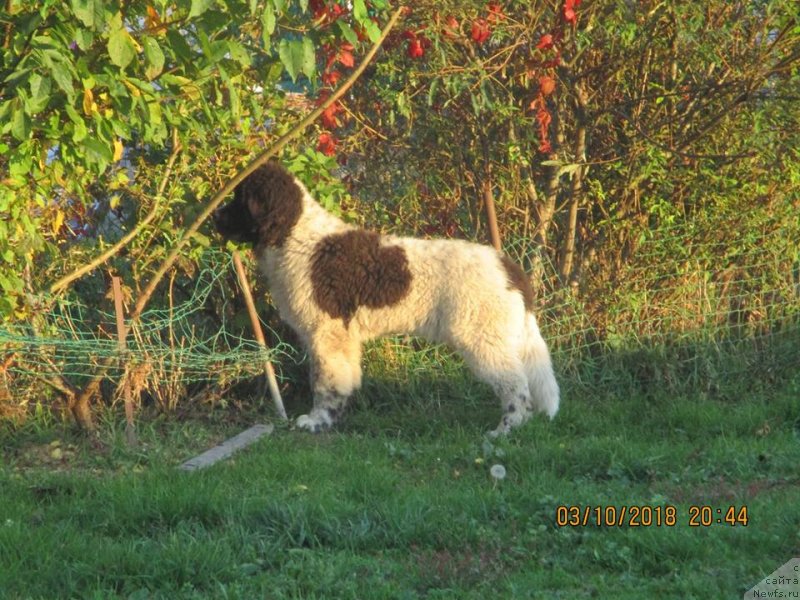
(242, 322, 800, 443)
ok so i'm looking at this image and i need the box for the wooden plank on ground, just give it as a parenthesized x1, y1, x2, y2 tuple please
(178, 424, 274, 471)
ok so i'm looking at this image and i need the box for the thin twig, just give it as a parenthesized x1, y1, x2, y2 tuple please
(49, 128, 183, 294)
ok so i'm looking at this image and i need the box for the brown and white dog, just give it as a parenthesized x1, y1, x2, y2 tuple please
(214, 162, 559, 435)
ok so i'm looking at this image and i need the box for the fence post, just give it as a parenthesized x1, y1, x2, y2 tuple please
(112, 276, 137, 446)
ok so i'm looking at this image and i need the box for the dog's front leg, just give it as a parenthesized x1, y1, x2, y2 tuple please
(296, 340, 362, 433)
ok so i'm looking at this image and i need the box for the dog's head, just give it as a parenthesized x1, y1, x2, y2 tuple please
(213, 161, 304, 248)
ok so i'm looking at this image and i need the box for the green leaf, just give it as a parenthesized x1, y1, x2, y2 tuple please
(39, 50, 75, 101)
(0, 100, 11, 124)
(337, 21, 359, 47)
(261, 2, 276, 45)
(108, 15, 136, 69)
(279, 39, 309, 82)
(70, 0, 104, 30)
(363, 19, 381, 43)
(143, 37, 165, 80)
(302, 37, 315, 80)
(227, 40, 251, 68)
(189, 0, 215, 18)
(166, 30, 193, 63)
(427, 77, 439, 107)
(191, 231, 210, 247)
(74, 28, 94, 51)
(353, 0, 367, 21)
(147, 100, 163, 126)
(11, 103, 31, 141)
(27, 73, 52, 114)
(228, 81, 240, 119)
(66, 104, 88, 142)
(83, 137, 112, 169)
(558, 163, 581, 177)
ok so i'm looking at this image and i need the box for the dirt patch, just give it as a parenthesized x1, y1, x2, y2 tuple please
(656, 475, 797, 503)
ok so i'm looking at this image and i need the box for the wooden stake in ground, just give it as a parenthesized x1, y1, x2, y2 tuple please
(232, 251, 287, 421)
(111, 275, 137, 446)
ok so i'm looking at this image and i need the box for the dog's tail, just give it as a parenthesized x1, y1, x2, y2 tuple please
(522, 312, 560, 419)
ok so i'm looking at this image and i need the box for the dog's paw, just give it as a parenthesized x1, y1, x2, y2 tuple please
(487, 423, 510, 438)
(295, 409, 334, 433)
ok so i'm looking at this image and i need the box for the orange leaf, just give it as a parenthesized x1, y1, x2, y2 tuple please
(539, 75, 556, 96)
(471, 19, 490, 44)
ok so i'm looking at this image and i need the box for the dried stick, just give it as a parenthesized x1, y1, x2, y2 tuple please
(232, 251, 287, 421)
(67, 7, 405, 430)
(112, 275, 137, 445)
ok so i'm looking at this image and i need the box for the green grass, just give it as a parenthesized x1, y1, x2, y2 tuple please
(1, 341, 799, 599)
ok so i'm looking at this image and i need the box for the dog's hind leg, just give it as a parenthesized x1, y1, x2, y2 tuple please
(483, 367, 534, 437)
(458, 344, 534, 437)
(296, 331, 362, 433)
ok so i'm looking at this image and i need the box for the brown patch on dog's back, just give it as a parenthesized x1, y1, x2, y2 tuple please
(235, 162, 303, 248)
(499, 255, 534, 312)
(311, 230, 412, 326)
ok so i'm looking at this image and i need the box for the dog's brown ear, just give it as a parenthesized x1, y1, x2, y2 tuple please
(241, 162, 304, 248)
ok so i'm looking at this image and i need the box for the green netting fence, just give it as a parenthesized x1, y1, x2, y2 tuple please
(506, 207, 800, 393)
(0, 251, 297, 417)
(1, 207, 799, 420)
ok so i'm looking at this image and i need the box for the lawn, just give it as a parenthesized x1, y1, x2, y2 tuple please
(1, 342, 798, 599)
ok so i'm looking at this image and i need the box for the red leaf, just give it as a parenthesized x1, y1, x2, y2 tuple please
(338, 43, 355, 68)
(539, 75, 556, 96)
(407, 38, 424, 58)
(322, 69, 341, 86)
(471, 18, 490, 44)
(487, 2, 504, 23)
(442, 15, 459, 38)
(323, 44, 338, 71)
(536, 107, 552, 129)
(536, 33, 554, 50)
(310, 0, 345, 23)
(317, 133, 337, 156)
(310, 0, 326, 20)
(321, 102, 341, 129)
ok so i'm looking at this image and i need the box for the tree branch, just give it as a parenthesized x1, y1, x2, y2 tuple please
(49, 128, 183, 295)
(64, 6, 406, 431)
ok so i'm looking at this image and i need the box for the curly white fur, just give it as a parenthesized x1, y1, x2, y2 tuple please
(222, 166, 560, 435)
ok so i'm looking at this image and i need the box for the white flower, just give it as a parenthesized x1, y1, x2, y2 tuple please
(490, 464, 506, 480)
